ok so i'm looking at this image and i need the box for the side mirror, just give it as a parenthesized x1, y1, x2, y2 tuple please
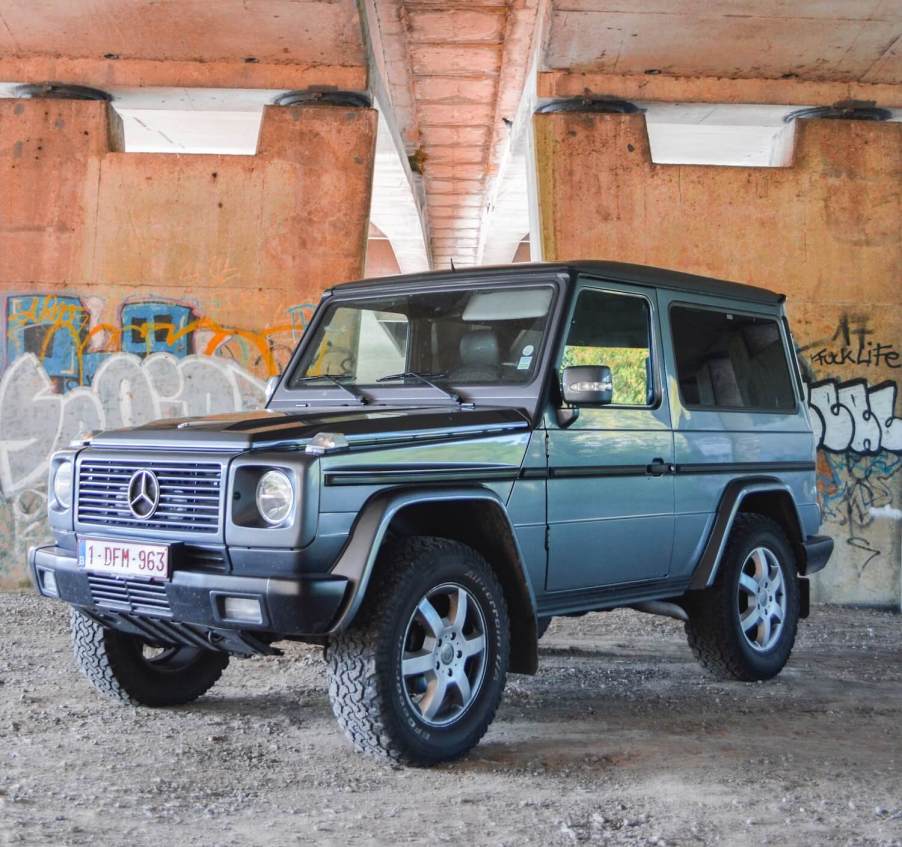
(264, 375, 280, 404)
(562, 365, 613, 406)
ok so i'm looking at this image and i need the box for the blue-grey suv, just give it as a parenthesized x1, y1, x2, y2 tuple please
(29, 262, 833, 764)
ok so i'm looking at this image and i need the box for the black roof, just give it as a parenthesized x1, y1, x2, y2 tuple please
(330, 260, 785, 306)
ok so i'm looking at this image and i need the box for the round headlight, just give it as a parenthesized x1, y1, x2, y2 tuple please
(256, 470, 293, 526)
(53, 461, 73, 509)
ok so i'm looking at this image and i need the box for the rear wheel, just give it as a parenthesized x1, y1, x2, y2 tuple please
(685, 514, 800, 681)
(326, 536, 509, 765)
(70, 609, 229, 706)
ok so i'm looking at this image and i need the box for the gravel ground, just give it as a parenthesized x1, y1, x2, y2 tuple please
(1, 591, 900, 847)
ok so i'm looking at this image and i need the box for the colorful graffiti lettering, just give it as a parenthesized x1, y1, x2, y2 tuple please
(804, 373, 901, 580)
(0, 293, 318, 584)
(4, 294, 318, 388)
(816, 450, 901, 575)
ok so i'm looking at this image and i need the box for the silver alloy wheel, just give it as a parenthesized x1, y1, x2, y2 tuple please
(400, 582, 488, 728)
(736, 546, 787, 652)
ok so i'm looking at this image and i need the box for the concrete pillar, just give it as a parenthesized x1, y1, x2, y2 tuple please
(535, 112, 902, 608)
(0, 97, 376, 585)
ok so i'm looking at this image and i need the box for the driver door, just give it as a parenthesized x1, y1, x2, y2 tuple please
(545, 280, 675, 592)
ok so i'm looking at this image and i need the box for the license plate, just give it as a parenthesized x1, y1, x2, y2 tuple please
(78, 538, 170, 580)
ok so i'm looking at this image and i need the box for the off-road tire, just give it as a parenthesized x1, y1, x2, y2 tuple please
(536, 616, 552, 639)
(70, 609, 229, 706)
(326, 536, 510, 765)
(685, 514, 800, 682)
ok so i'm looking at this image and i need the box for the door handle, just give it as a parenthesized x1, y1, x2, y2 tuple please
(646, 458, 669, 476)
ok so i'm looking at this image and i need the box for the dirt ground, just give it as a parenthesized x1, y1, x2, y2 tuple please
(1, 592, 900, 847)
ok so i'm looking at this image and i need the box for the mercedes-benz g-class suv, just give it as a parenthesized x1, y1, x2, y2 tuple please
(30, 261, 832, 765)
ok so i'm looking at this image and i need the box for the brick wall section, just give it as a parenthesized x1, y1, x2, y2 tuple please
(534, 113, 902, 607)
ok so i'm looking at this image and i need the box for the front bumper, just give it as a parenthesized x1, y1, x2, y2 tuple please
(28, 545, 349, 653)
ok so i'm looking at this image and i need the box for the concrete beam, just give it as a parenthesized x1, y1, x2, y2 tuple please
(0, 0, 367, 92)
(537, 70, 902, 109)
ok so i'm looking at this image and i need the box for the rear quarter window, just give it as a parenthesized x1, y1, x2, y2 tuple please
(670, 305, 796, 412)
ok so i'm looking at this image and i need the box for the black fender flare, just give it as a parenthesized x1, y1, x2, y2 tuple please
(689, 476, 806, 590)
(326, 486, 538, 652)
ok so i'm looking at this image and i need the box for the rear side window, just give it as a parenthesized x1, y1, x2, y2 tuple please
(670, 306, 796, 411)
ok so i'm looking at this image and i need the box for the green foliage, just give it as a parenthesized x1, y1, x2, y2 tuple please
(562, 346, 648, 405)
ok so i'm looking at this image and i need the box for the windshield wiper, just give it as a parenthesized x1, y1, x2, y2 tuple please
(377, 371, 461, 404)
(293, 374, 367, 405)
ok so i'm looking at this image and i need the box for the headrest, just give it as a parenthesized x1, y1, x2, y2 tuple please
(459, 330, 499, 367)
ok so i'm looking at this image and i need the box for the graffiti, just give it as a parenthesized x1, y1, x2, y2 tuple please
(0, 292, 320, 584)
(120, 302, 194, 359)
(805, 378, 902, 454)
(0, 352, 265, 497)
(6, 294, 90, 390)
(803, 371, 901, 580)
(4, 294, 319, 387)
(0, 351, 265, 583)
(816, 450, 901, 574)
(802, 314, 900, 371)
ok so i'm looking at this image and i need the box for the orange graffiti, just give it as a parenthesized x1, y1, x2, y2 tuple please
(7, 295, 317, 385)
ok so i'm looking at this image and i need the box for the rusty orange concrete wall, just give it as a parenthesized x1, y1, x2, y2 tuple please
(535, 114, 902, 607)
(0, 98, 376, 585)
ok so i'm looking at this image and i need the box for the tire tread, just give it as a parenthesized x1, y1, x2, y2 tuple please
(70, 609, 227, 707)
(326, 536, 508, 765)
(685, 514, 799, 682)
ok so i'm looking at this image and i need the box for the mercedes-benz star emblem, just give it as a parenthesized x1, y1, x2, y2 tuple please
(127, 469, 160, 519)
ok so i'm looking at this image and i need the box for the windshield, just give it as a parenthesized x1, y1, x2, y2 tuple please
(288, 285, 554, 390)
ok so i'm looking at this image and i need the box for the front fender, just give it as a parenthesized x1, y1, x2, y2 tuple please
(326, 485, 537, 637)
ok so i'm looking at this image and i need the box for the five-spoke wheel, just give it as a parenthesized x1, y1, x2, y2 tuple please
(327, 537, 510, 764)
(401, 583, 488, 726)
(737, 546, 787, 652)
(685, 514, 800, 681)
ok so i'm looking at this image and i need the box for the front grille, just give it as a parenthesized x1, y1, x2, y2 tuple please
(88, 574, 171, 616)
(77, 459, 223, 534)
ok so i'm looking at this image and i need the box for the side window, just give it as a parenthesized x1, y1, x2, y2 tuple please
(562, 289, 653, 406)
(670, 306, 796, 411)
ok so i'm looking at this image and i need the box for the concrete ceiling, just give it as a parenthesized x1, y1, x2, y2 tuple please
(542, 1, 901, 84)
(0, 0, 368, 90)
(367, 0, 540, 269)
(1, 0, 899, 272)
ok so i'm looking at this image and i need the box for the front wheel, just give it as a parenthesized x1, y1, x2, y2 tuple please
(685, 514, 800, 681)
(326, 537, 510, 765)
(70, 609, 229, 706)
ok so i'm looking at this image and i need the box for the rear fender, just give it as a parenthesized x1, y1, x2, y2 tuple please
(690, 477, 807, 590)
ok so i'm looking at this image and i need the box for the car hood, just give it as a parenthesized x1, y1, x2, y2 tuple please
(85, 406, 531, 452)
